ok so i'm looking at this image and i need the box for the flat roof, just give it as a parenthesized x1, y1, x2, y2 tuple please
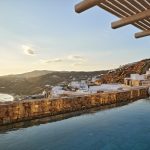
(75, 0, 150, 38)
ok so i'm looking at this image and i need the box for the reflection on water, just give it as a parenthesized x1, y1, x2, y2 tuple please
(0, 99, 150, 150)
(0, 101, 131, 132)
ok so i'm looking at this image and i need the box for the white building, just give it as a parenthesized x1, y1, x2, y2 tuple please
(145, 69, 150, 80)
(130, 74, 145, 80)
(146, 69, 150, 75)
(89, 84, 123, 94)
(51, 86, 65, 97)
(69, 80, 88, 90)
(124, 69, 150, 87)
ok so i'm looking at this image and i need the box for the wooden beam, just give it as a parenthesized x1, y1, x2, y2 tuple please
(135, 30, 150, 38)
(75, 0, 102, 13)
(111, 9, 150, 29)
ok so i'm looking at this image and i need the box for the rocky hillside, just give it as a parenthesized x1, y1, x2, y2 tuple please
(98, 59, 150, 84)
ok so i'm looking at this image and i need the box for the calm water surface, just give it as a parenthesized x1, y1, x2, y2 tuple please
(0, 99, 150, 150)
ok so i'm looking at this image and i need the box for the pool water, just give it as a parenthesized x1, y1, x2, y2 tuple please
(0, 99, 150, 150)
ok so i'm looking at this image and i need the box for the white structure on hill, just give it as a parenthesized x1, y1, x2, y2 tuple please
(51, 83, 123, 98)
(130, 74, 145, 80)
(146, 69, 150, 75)
(89, 84, 123, 93)
(69, 80, 88, 90)
(124, 69, 150, 87)
(51, 86, 64, 97)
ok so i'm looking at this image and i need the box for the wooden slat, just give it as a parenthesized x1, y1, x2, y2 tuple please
(98, 2, 146, 31)
(98, 1, 150, 31)
(127, 0, 146, 11)
(139, 0, 150, 9)
(144, 0, 150, 6)
(141, 19, 150, 29)
(144, 18, 150, 26)
(119, 0, 140, 13)
(101, 1, 129, 17)
(137, 20, 150, 30)
(98, 2, 125, 17)
(75, 0, 102, 13)
(135, 30, 150, 38)
(75, 0, 150, 38)
(112, 9, 150, 29)
(110, 0, 134, 16)
(133, 22, 148, 30)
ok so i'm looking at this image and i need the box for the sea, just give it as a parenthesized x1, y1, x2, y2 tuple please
(0, 94, 14, 102)
(0, 99, 150, 150)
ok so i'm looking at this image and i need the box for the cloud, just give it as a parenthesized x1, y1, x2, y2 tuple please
(41, 58, 63, 64)
(68, 55, 85, 61)
(41, 54, 86, 64)
(22, 45, 35, 56)
(72, 62, 85, 67)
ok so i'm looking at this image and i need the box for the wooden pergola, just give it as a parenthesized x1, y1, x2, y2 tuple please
(75, 0, 150, 38)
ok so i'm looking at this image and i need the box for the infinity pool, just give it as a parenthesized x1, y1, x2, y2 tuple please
(0, 99, 150, 150)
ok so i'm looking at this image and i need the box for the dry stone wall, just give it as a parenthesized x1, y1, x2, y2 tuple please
(0, 87, 149, 125)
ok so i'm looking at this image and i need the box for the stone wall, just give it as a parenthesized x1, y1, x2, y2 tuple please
(0, 87, 149, 126)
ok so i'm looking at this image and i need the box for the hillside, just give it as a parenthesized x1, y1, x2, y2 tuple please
(0, 58, 149, 96)
(98, 59, 150, 84)
(0, 70, 54, 79)
(0, 70, 107, 95)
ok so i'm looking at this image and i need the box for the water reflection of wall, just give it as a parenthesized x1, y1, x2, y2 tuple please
(0, 101, 133, 132)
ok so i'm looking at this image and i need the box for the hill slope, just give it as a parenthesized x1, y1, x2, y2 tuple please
(0, 70, 54, 79)
(98, 59, 150, 84)
(0, 71, 107, 95)
(0, 59, 149, 96)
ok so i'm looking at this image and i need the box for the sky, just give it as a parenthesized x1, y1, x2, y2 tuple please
(0, 0, 149, 75)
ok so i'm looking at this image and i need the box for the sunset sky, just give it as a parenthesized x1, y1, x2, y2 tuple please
(0, 0, 149, 75)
